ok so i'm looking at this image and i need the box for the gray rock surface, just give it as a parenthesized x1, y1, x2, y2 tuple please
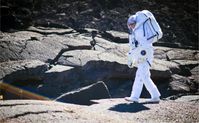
(0, 28, 198, 100)
(174, 95, 199, 103)
(190, 65, 199, 84)
(0, 1, 198, 121)
(170, 74, 192, 93)
(0, 60, 48, 82)
(0, 99, 198, 123)
(166, 49, 198, 61)
(55, 81, 111, 105)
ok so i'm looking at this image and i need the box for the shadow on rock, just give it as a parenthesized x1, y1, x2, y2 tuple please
(55, 81, 111, 106)
(109, 103, 150, 113)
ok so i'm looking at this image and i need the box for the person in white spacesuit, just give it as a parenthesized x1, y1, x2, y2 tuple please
(125, 10, 162, 103)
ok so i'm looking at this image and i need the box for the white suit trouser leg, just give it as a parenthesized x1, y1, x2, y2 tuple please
(130, 62, 160, 99)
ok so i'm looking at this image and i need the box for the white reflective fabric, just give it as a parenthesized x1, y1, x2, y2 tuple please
(130, 62, 161, 100)
(127, 10, 161, 101)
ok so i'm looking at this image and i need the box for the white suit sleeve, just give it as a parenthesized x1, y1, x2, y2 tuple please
(128, 34, 136, 49)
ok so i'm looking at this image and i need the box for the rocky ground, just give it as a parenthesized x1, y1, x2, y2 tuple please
(0, 97, 199, 123)
(0, 27, 198, 100)
(0, 0, 198, 122)
(0, 26, 198, 122)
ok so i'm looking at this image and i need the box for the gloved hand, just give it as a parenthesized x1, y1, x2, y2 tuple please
(137, 57, 146, 64)
(128, 60, 133, 68)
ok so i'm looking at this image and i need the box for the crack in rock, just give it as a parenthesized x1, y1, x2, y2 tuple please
(49, 45, 92, 67)
(0, 103, 45, 107)
(27, 28, 76, 35)
(3, 110, 63, 120)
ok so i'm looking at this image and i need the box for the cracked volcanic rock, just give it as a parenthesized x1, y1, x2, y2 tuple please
(0, 0, 198, 122)
(0, 98, 199, 123)
(0, 28, 198, 100)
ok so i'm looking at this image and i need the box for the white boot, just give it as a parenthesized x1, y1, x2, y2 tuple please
(125, 97, 139, 103)
(148, 97, 160, 103)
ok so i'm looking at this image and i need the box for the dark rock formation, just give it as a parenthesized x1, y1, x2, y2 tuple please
(1, 0, 198, 49)
(0, 0, 33, 31)
(55, 81, 111, 105)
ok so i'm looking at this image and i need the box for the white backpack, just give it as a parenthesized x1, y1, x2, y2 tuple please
(134, 10, 163, 43)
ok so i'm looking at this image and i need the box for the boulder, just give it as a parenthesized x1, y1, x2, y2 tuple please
(0, 31, 43, 62)
(190, 65, 199, 83)
(166, 49, 199, 61)
(154, 46, 171, 60)
(0, 60, 48, 83)
(169, 74, 192, 93)
(151, 59, 179, 81)
(174, 95, 199, 103)
(0, 30, 92, 63)
(0, 60, 48, 99)
(55, 81, 111, 105)
(101, 30, 128, 43)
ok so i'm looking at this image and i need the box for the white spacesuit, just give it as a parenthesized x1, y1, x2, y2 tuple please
(125, 10, 161, 103)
